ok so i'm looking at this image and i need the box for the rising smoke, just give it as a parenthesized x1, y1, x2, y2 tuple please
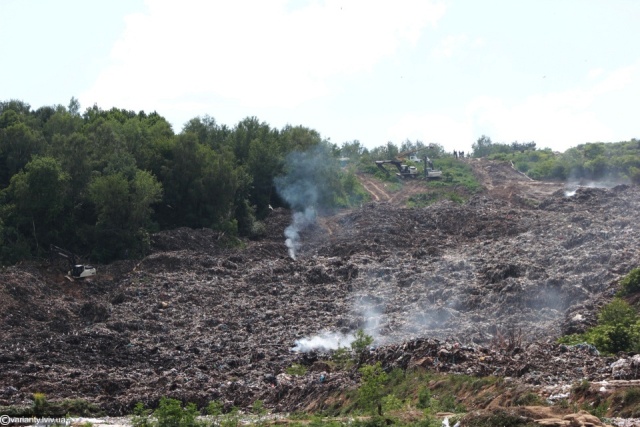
(291, 331, 356, 352)
(564, 181, 621, 197)
(291, 296, 385, 353)
(283, 208, 316, 259)
(274, 145, 334, 260)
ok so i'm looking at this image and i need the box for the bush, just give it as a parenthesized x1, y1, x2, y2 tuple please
(330, 346, 353, 369)
(154, 397, 199, 427)
(417, 387, 431, 409)
(358, 362, 388, 415)
(286, 364, 308, 376)
(620, 267, 640, 295)
(514, 392, 543, 406)
(381, 394, 403, 413)
(132, 402, 153, 427)
(32, 393, 48, 417)
(206, 400, 223, 416)
(559, 297, 640, 354)
(351, 329, 374, 363)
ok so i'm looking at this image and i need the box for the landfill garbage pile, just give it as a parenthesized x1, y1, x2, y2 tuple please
(0, 160, 639, 417)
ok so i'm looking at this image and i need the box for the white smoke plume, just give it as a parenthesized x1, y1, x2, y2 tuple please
(291, 296, 384, 353)
(284, 207, 316, 259)
(564, 180, 622, 197)
(291, 331, 355, 352)
(356, 295, 385, 341)
(275, 145, 335, 259)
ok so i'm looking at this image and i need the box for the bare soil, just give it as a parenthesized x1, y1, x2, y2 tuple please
(1, 159, 639, 422)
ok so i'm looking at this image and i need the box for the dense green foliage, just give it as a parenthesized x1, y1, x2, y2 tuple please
(0, 99, 367, 264)
(358, 362, 388, 415)
(559, 268, 640, 353)
(620, 267, 640, 296)
(559, 297, 640, 354)
(471, 135, 640, 182)
(132, 398, 201, 427)
(2, 98, 638, 265)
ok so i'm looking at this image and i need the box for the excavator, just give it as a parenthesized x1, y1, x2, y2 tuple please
(375, 150, 443, 179)
(49, 244, 97, 279)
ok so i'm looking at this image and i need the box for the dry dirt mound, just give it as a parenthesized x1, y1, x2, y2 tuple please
(1, 177, 639, 415)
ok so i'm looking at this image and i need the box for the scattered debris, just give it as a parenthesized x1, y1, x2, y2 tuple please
(0, 160, 639, 419)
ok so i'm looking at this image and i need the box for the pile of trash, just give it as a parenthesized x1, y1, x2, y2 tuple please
(0, 170, 639, 416)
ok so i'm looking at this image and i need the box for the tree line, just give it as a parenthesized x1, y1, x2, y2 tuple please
(471, 135, 640, 182)
(0, 99, 367, 264)
(2, 98, 638, 265)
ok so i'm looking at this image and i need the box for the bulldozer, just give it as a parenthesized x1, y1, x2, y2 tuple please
(49, 244, 97, 279)
(375, 154, 442, 179)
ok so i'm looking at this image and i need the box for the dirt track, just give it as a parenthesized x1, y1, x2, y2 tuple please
(1, 159, 639, 416)
(357, 158, 565, 208)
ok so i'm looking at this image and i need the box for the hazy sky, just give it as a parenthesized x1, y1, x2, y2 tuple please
(2, 0, 639, 152)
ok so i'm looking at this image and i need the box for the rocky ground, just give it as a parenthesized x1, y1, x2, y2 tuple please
(1, 159, 639, 422)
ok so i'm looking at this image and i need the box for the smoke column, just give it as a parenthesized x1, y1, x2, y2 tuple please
(284, 207, 316, 259)
(275, 145, 333, 259)
(291, 331, 356, 352)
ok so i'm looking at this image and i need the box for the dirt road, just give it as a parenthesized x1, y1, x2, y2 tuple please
(1, 158, 639, 416)
(463, 157, 564, 203)
(357, 158, 565, 206)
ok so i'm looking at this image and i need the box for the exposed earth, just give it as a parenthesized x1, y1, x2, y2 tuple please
(1, 158, 640, 424)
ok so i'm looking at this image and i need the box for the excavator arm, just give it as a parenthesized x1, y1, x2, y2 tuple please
(375, 160, 402, 176)
(375, 160, 420, 178)
(50, 244, 77, 267)
(49, 244, 96, 279)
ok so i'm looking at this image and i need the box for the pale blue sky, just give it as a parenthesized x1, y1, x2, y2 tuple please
(1, 0, 638, 153)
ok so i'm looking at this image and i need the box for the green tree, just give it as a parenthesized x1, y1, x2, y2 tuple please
(153, 397, 198, 427)
(87, 168, 162, 260)
(88, 173, 131, 229)
(620, 268, 640, 295)
(472, 135, 493, 158)
(351, 329, 374, 364)
(358, 362, 388, 416)
(130, 170, 163, 227)
(246, 133, 284, 217)
(0, 122, 46, 187)
(599, 298, 638, 326)
(2, 156, 69, 251)
(68, 97, 81, 116)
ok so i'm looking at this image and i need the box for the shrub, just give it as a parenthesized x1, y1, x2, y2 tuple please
(624, 387, 640, 406)
(351, 329, 374, 359)
(381, 394, 403, 413)
(286, 364, 307, 376)
(434, 394, 465, 413)
(252, 400, 266, 415)
(330, 346, 353, 370)
(620, 267, 640, 295)
(358, 362, 388, 415)
(514, 392, 543, 406)
(571, 380, 590, 396)
(132, 402, 153, 427)
(559, 297, 640, 354)
(154, 397, 198, 427)
(33, 393, 48, 417)
(206, 400, 223, 416)
(599, 298, 637, 325)
(417, 387, 432, 409)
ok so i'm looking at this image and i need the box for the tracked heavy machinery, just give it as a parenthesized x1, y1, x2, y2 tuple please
(49, 244, 96, 279)
(375, 155, 442, 179)
(375, 160, 420, 178)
